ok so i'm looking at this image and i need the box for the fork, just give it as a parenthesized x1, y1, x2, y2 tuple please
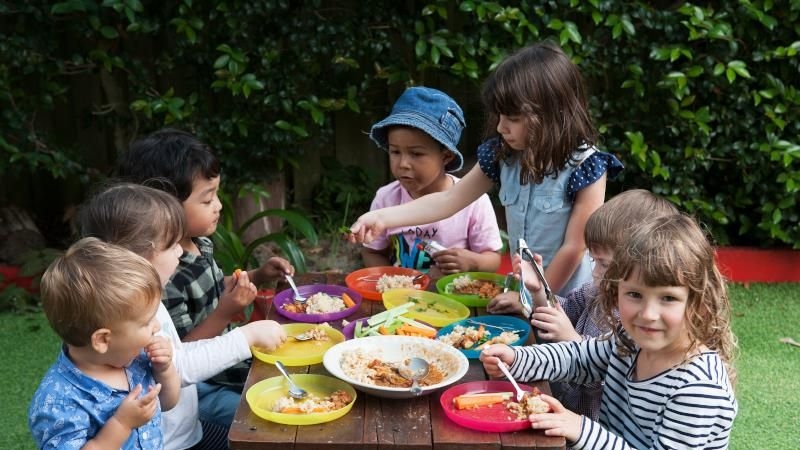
(497, 361, 526, 402)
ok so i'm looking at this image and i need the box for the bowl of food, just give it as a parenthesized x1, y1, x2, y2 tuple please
(436, 315, 530, 359)
(246, 373, 357, 425)
(382, 289, 470, 327)
(273, 284, 361, 323)
(436, 272, 507, 307)
(345, 266, 429, 301)
(322, 335, 469, 399)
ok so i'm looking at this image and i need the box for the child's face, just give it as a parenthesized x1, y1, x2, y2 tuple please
(617, 266, 691, 358)
(496, 114, 528, 151)
(149, 242, 183, 286)
(387, 127, 452, 198)
(589, 246, 613, 285)
(107, 298, 160, 368)
(183, 175, 222, 238)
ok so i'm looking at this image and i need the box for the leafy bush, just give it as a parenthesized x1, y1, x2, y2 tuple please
(2, 1, 798, 248)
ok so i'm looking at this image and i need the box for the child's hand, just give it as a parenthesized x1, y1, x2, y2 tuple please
(527, 394, 583, 442)
(478, 344, 515, 379)
(145, 336, 173, 373)
(348, 211, 386, 244)
(512, 254, 543, 293)
(240, 319, 287, 351)
(219, 270, 257, 317)
(431, 248, 473, 274)
(114, 384, 161, 430)
(531, 303, 581, 342)
(486, 291, 524, 315)
(258, 257, 294, 281)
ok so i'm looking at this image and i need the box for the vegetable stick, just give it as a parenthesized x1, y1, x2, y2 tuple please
(453, 392, 512, 410)
(342, 292, 356, 308)
(396, 324, 437, 338)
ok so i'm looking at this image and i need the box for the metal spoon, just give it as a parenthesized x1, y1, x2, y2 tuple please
(290, 332, 313, 341)
(284, 274, 306, 303)
(275, 360, 308, 399)
(397, 357, 430, 396)
(496, 361, 525, 402)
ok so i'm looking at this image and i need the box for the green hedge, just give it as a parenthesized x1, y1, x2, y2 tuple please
(1, 1, 798, 247)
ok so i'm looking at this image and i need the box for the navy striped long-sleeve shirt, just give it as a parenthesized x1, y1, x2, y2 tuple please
(510, 333, 737, 449)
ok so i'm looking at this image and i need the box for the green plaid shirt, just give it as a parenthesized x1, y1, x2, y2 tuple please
(163, 236, 250, 387)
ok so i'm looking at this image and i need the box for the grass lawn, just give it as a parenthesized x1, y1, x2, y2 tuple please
(3, 283, 798, 449)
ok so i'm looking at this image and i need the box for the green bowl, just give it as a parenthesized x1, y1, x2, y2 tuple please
(436, 272, 507, 307)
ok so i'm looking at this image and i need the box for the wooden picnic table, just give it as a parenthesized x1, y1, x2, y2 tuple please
(228, 272, 566, 450)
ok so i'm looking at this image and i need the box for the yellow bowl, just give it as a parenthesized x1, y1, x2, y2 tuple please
(382, 289, 470, 327)
(246, 374, 357, 425)
(251, 323, 345, 366)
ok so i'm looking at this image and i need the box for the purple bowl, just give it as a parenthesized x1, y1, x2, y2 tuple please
(273, 284, 362, 323)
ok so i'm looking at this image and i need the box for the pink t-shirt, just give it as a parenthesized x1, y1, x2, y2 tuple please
(364, 175, 503, 271)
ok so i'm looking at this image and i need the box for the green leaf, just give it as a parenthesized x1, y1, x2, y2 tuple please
(100, 26, 119, 39)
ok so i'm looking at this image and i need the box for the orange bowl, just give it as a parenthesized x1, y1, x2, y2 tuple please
(345, 266, 429, 301)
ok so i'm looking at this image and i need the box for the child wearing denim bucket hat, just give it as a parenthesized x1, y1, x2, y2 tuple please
(361, 87, 503, 278)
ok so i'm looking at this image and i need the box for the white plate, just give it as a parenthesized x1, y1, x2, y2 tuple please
(322, 335, 469, 399)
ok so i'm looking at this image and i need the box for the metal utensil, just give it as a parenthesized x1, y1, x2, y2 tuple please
(290, 332, 313, 341)
(397, 357, 430, 396)
(502, 272, 514, 293)
(284, 274, 306, 303)
(518, 239, 557, 308)
(275, 360, 308, 399)
(496, 361, 526, 402)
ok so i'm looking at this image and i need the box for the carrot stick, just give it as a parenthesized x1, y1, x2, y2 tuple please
(397, 324, 437, 338)
(342, 292, 356, 308)
(453, 392, 512, 410)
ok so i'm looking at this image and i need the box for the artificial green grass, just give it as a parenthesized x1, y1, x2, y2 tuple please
(4, 283, 799, 449)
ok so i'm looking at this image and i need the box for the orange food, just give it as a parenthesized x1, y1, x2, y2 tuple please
(234, 268, 242, 279)
(453, 392, 510, 410)
(395, 324, 437, 338)
(342, 292, 355, 308)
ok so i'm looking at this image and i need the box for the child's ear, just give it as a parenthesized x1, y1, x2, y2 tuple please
(91, 328, 112, 354)
(442, 149, 456, 167)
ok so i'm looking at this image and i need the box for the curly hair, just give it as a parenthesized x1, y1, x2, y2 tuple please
(481, 41, 597, 185)
(597, 214, 738, 387)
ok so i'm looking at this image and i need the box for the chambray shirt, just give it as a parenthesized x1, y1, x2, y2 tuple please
(477, 138, 623, 295)
(29, 346, 163, 450)
(163, 236, 250, 386)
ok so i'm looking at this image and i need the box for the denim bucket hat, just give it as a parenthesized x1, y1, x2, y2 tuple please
(370, 87, 465, 172)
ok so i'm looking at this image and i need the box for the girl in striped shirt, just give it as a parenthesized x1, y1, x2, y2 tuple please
(480, 214, 738, 449)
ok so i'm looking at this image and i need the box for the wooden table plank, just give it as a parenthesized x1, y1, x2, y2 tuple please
(229, 272, 565, 450)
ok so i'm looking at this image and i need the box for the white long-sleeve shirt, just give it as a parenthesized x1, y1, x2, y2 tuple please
(510, 332, 737, 449)
(156, 303, 251, 450)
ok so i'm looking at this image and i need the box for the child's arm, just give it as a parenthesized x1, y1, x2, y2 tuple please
(183, 271, 257, 342)
(248, 256, 294, 286)
(544, 174, 606, 292)
(349, 164, 494, 243)
(146, 336, 180, 411)
(361, 246, 392, 267)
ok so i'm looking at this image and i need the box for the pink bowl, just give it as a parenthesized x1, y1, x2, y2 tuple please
(439, 380, 536, 432)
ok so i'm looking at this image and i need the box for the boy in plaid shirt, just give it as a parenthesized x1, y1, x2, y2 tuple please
(119, 128, 293, 426)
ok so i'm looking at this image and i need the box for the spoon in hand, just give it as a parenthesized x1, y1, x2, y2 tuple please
(496, 361, 526, 402)
(275, 360, 308, 399)
(397, 357, 430, 396)
(284, 274, 306, 303)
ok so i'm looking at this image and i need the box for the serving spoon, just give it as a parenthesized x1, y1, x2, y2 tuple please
(397, 357, 430, 396)
(275, 360, 308, 399)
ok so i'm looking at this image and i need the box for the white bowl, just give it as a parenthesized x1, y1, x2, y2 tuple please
(322, 335, 469, 399)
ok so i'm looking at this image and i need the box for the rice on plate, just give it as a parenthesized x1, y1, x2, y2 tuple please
(375, 274, 420, 293)
(323, 335, 469, 399)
